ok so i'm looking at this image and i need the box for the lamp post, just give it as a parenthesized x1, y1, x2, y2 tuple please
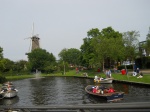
(125, 61, 129, 80)
(63, 61, 65, 75)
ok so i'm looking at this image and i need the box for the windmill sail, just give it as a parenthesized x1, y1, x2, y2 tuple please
(25, 23, 40, 55)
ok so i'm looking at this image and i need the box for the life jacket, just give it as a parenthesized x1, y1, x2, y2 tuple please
(108, 88, 114, 93)
(93, 88, 97, 93)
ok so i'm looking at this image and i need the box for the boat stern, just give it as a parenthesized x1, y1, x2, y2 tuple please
(106, 92, 124, 102)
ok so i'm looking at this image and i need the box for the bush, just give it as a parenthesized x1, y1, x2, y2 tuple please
(0, 75, 7, 83)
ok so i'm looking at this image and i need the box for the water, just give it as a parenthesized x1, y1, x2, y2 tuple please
(0, 77, 150, 106)
(34, 71, 41, 79)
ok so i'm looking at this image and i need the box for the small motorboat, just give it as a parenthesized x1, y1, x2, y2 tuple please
(85, 85, 124, 102)
(0, 82, 18, 98)
(94, 78, 113, 84)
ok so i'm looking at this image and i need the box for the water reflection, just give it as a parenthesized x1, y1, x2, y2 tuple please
(0, 96, 19, 105)
(0, 77, 149, 106)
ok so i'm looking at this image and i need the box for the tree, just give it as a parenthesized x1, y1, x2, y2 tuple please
(80, 28, 101, 68)
(58, 48, 81, 66)
(0, 58, 14, 73)
(145, 27, 150, 56)
(27, 48, 56, 73)
(122, 31, 140, 69)
(91, 27, 124, 70)
(14, 60, 28, 72)
(0, 46, 3, 59)
(81, 37, 97, 68)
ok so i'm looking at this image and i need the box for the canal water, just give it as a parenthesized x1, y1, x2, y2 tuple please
(0, 77, 150, 106)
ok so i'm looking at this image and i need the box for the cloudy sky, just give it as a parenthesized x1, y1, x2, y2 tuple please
(0, 0, 150, 61)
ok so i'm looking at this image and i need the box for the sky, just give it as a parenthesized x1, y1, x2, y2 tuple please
(0, 0, 150, 61)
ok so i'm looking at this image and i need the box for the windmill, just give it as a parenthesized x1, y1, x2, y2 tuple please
(25, 23, 40, 55)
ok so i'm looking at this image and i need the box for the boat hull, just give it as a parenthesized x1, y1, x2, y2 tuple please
(85, 85, 124, 102)
(94, 78, 113, 84)
(1, 90, 18, 98)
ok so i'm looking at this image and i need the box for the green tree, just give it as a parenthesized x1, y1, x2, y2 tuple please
(0, 58, 14, 73)
(122, 31, 140, 69)
(58, 48, 81, 66)
(91, 27, 124, 70)
(14, 60, 28, 72)
(80, 28, 101, 68)
(28, 48, 56, 73)
(145, 27, 150, 56)
(0, 46, 3, 59)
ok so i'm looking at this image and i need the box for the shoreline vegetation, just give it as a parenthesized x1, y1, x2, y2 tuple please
(4, 70, 150, 85)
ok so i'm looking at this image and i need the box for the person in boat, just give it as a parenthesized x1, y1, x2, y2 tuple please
(106, 87, 115, 93)
(92, 86, 97, 93)
(99, 85, 107, 94)
(7, 84, 12, 91)
(94, 75, 98, 82)
(92, 86, 100, 93)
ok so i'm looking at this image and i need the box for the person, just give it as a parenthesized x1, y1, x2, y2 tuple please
(7, 84, 11, 91)
(137, 72, 143, 78)
(92, 86, 97, 93)
(99, 85, 106, 94)
(94, 75, 98, 81)
(105, 69, 111, 78)
(76, 67, 79, 74)
(109, 69, 112, 77)
(114, 67, 117, 73)
(92, 86, 100, 93)
(136, 68, 140, 75)
(133, 71, 137, 76)
(83, 72, 88, 77)
(106, 87, 115, 93)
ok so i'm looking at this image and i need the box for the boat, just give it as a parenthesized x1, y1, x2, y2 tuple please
(85, 85, 124, 102)
(94, 78, 113, 84)
(0, 82, 18, 98)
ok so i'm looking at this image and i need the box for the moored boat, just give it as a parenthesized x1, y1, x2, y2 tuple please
(94, 78, 113, 84)
(85, 85, 124, 102)
(0, 82, 18, 98)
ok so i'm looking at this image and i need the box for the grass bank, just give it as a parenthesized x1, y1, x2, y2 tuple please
(5, 70, 150, 84)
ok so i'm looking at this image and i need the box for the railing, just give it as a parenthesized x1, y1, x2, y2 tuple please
(0, 102, 150, 112)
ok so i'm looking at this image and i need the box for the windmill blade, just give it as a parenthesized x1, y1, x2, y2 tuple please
(29, 38, 32, 52)
(24, 37, 31, 40)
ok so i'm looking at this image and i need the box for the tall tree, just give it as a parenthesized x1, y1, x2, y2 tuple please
(0, 47, 3, 59)
(91, 27, 124, 70)
(28, 48, 56, 73)
(145, 27, 150, 56)
(122, 31, 140, 68)
(58, 48, 81, 66)
(80, 37, 94, 67)
(0, 58, 14, 73)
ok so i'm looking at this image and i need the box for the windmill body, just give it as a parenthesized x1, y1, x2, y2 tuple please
(25, 35, 40, 55)
(31, 35, 40, 51)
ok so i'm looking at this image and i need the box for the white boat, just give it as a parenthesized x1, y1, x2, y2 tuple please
(94, 78, 113, 84)
(0, 82, 18, 98)
(0, 89, 18, 98)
